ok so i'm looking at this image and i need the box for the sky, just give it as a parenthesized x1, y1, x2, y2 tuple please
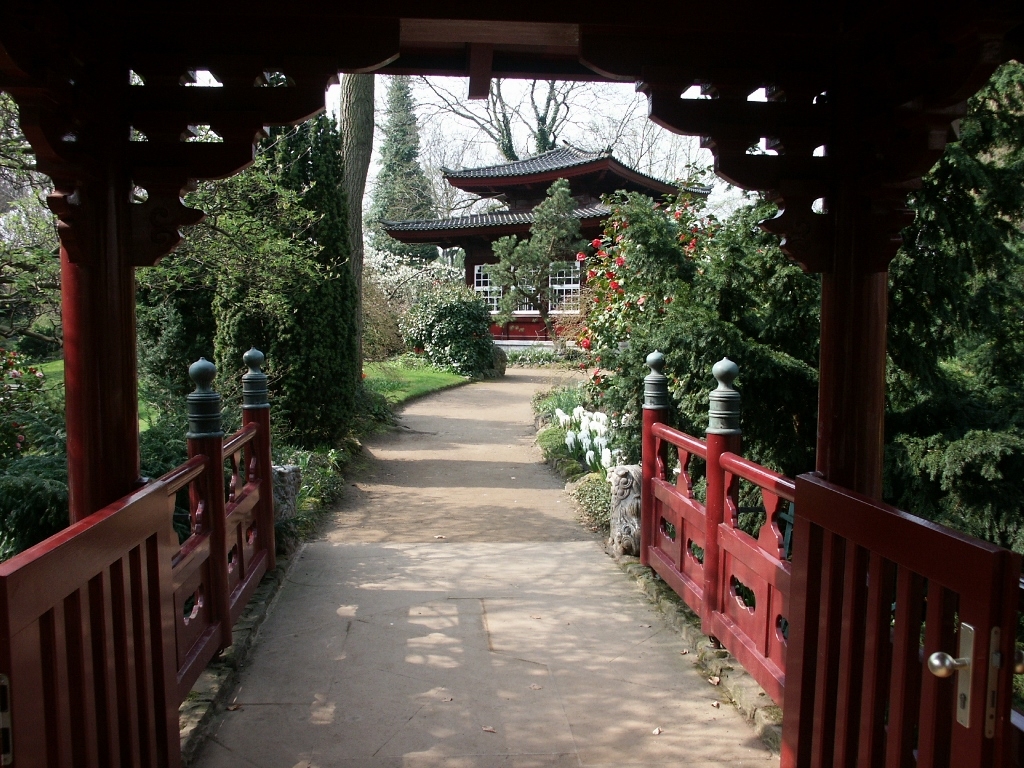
(327, 76, 750, 220)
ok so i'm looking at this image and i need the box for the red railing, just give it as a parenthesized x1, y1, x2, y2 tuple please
(641, 353, 794, 704)
(642, 421, 794, 703)
(0, 351, 275, 767)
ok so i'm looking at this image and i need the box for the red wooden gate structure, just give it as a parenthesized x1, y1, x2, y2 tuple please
(0, 351, 275, 767)
(641, 352, 1024, 767)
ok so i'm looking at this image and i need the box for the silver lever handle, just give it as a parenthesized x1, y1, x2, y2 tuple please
(928, 652, 971, 678)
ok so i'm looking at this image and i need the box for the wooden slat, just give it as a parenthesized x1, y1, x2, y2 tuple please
(833, 541, 869, 768)
(10, 622, 46, 768)
(65, 587, 101, 767)
(130, 544, 160, 768)
(885, 568, 926, 768)
(809, 530, 846, 768)
(90, 569, 121, 768)
(111, 557, 143, 767)
(40, 604, 73, 765)
(856, 552, 896, 768)
(781, 516, 823, 768)
(916, 584, 956, 768)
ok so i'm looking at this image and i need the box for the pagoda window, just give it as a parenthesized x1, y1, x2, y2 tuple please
(473, 264, 501, 312)
(549, 263, 581, 313)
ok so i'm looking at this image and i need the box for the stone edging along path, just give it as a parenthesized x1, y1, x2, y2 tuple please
(609, 552, 784, 752)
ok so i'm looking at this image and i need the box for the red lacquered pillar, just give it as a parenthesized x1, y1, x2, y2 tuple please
(241, 348, 276, 573)
(641, 351, 669, 567)
(703, 358, 742, 637)
(815, 177, 890, 500)
(59, 165, 141, 522)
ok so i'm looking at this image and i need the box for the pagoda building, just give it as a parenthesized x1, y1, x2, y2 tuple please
(384, 147, 704, 344)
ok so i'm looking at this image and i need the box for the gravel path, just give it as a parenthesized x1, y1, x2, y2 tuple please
(193, 368, 778, 767)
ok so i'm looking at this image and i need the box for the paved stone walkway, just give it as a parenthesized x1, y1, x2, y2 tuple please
(194, 368, 778, 767)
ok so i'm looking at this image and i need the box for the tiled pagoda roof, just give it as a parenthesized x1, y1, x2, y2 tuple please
(383, 204, 611, 233)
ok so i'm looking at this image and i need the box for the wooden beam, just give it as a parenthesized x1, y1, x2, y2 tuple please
(400, 19, 579, 47)
(468, 43, 493, 100)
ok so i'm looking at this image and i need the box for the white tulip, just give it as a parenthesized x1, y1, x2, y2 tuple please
(585, 450, 596, 466)
(601, 448, 613, 468)
(565, 431, 576, 450)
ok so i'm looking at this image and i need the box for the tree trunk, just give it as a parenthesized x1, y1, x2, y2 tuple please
(338, 73, 375, 364)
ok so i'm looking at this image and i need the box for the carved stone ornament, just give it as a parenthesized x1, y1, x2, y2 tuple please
(607, 465, 642, 556)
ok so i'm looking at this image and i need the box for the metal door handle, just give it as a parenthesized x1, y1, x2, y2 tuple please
(925, 622, 975, 729)
(928, 652, 970, 678)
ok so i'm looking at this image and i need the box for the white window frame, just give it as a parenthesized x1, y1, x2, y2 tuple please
(549, 262, 581, 314)
(473, 264, 502, 313)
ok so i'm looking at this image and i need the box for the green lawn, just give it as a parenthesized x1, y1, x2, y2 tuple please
(363, 360, 468, 405)
(32, 358, 156, 431)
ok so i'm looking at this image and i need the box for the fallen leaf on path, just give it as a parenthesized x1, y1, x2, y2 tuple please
(530, 684, 543, 690)
(226, 704, 242, 711)
(441, 696, 453, 702)
(482, 725, 496, 733)
(652, 727, 663, 735)
(708, 676, 721, 686)
(680, 649, 689, 655)
(640, 624, 652, 628)
(434, 535, 446, 539)
(711, 701, 721, 709)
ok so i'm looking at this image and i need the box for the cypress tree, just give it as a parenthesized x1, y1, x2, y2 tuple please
(214, 113, 361, 447)
(368, 76, 437, 261)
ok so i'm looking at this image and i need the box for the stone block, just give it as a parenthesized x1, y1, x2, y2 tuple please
(272, 464, 301, 521)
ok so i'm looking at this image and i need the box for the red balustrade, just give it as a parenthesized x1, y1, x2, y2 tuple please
(641, 352, 795, 704)
(0, 350, 276, 766)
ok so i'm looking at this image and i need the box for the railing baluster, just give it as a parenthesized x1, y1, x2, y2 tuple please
(241, 348, 275, 573)
(704, 358, 742, 640)
(641, 351, 669, 568)
(185, 358, 231, 652)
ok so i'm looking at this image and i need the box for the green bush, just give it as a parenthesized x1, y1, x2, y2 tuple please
(0, 454, 68, 560)
(572, 473, 611, 533)
(507, 346, 587, 367)
(400, 285, 495, 377)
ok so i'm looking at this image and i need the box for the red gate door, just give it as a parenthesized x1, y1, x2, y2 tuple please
(783, 474, 1021, 768)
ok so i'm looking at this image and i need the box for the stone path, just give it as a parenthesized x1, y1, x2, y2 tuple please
(193, 368, 778, 767)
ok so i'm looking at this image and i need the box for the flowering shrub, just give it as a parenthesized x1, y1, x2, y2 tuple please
(555, 405, 620, 480)
(578, 187, 717, 356)
(0, 349, 45, 461)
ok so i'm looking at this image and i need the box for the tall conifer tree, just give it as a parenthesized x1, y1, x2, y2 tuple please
(369, 76, 436, 261)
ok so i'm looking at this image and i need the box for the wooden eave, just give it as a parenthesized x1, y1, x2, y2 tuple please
(385, 213, 607, 246)
(446, 158, 676, 199)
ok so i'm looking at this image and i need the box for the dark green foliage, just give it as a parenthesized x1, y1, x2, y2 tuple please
(0, 454, 68, 560)
(213, 114, 362, 448)
(884, 61, 1024, 550)
(399, 285, 495, 376)
(369, 76, 436, 261)
(572, 474, 612, 532)
(595, 198, 820, 478)
(138, 285, 216, 399)
(491, 178, 583, 337)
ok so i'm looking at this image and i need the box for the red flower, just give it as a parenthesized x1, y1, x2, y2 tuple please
(587, 269, 597, 279)
(580, 337, 592, 350)
(664, 296, 673, 304)
(674, 210, 682, 220)
(606, 271, 615, 279)
(596, 250, 607, 258)
(591, 238, 603, 248)
(615, 256, 625, 267)
(594, 296, 601, 303)
(609, 280, 620, 290)
(576, 251, 587, 262)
